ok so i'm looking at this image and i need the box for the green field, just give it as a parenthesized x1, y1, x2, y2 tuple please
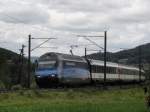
(0, 87, 147, 112)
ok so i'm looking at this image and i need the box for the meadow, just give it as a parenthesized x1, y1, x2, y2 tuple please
(0, 87, 147, 112)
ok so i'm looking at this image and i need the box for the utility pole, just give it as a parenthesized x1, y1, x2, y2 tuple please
(139, 46, 142, 82)
(18, 44, 25, 84)
(28, 35, 31, 88)
(77, 31, 107, 88)
(27, 36, 56, 88)
(85, 48, 87, 58)
(104, 31, 107, 88)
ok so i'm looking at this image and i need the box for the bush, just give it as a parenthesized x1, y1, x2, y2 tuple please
(33, 89, 43, 97)
(11, 84, 23, 90)
(0, 80, 5, 89)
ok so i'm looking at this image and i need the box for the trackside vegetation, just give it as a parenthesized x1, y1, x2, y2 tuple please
(0, 88, 147, 112)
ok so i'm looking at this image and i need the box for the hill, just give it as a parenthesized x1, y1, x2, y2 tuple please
(86, 43, 150, 66)
(0, 48, 29, 89)
(0, 48, 19, 63)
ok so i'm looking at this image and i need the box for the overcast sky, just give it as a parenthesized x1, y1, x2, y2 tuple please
(0, 0, 149, 56)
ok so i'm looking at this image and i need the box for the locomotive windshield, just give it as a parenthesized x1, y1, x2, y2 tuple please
(38, 61, 56, 69)
(63, 61, 88, 69)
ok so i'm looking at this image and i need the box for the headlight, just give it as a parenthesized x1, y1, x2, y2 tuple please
(51, 74, 56, 77)
(37, 75, 41, 78)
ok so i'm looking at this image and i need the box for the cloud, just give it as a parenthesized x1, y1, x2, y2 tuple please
(0, 0, 149, 56)
(0, 1, 49, 24)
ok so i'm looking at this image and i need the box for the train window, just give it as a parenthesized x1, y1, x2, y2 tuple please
(94, 65, 97, 72)
(112, 67, 116, 74)
(96, 66, 99, 73)
(92, 65, 96, 72)
(106, 67, 116, 74)
(107, 67, 109, 73)
(91, 65, 117, 74)
(98, 66, 100, 73)
(99, 66, 103, 73)
(39, 55, 57, 61)
(118, 68, 121, 74)
(96, 66, 98, 72)
(65, 62, 76, 66)
(142, 72, 145, 76)
(95, 66, 97, 73)
(91, 65, 103, 73)
(38, 61, 56, 69)
(135, 71, 139, 75)
(96, 66, 98, 73)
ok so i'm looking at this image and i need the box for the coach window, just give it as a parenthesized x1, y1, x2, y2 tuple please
(93, 65, 96, 73)
(95, 66, 97, 73)
(99, 66, 101, 73)
(108, 67, 111, 73)
(109, 67, 111, 73)
(112, 67, 116, 74)
(92, 66, 94, 72)
(125, 70, 127, 74)
(133, 71, 135, 75)
(135, 71, 138, 75)
(96, 66, 98, 73)
(127, 70, 130, 75)
(97, 66, 100, 73)
(131, 70, 134, 75)
(122, 69, 124, 74)
(114, 68, 116, 74)
(112, 67, 115, 74)
(110, 67, 112, 73)
(107, 67, 109, 73)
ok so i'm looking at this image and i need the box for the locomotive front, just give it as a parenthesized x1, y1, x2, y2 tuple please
(35, 53, 59, 87)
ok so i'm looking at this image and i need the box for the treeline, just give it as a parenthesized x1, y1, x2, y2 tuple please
(87, 43, 150, 65)
(0, 48, 35, 89)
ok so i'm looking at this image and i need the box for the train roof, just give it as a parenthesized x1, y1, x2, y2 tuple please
(39, 52, 144, 72)
(39, 52, 87, 63)
(89, 59, 142, 71)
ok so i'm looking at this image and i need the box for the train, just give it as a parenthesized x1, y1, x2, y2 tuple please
(35, 52, 145, 87)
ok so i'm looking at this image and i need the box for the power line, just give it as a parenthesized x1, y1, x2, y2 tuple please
(1, 13, 52, 33)
(38, 46, 58, 49)
(77, 35, 104, 37)
(77, 35, 104, 50)
(31, 38, 56, 52)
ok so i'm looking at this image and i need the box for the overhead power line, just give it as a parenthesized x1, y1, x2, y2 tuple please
(77, 35, 104, 50)
(31, 38, 56, 52)
(38, 46, 58, 49)
(1, 13, 52, 33)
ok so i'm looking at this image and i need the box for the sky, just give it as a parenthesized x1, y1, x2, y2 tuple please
(0, 0, 149, 56)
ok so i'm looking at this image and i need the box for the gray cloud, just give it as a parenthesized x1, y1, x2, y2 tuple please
(0, 0, 149, 56)
(0, 2, 49, 24)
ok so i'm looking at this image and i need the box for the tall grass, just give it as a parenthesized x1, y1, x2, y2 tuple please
(0, 88, 146, 112)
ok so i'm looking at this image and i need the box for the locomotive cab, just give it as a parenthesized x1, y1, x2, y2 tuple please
(35, 54, 59, 87)
(35, 52, 91, 87)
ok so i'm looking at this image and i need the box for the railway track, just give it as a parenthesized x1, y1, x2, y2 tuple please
(0, 83, 145, 94)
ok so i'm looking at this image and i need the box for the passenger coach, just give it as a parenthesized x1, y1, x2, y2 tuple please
(90, 59, 145, 83)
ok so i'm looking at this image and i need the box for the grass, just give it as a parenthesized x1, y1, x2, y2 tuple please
(0, 87, 147, 112)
